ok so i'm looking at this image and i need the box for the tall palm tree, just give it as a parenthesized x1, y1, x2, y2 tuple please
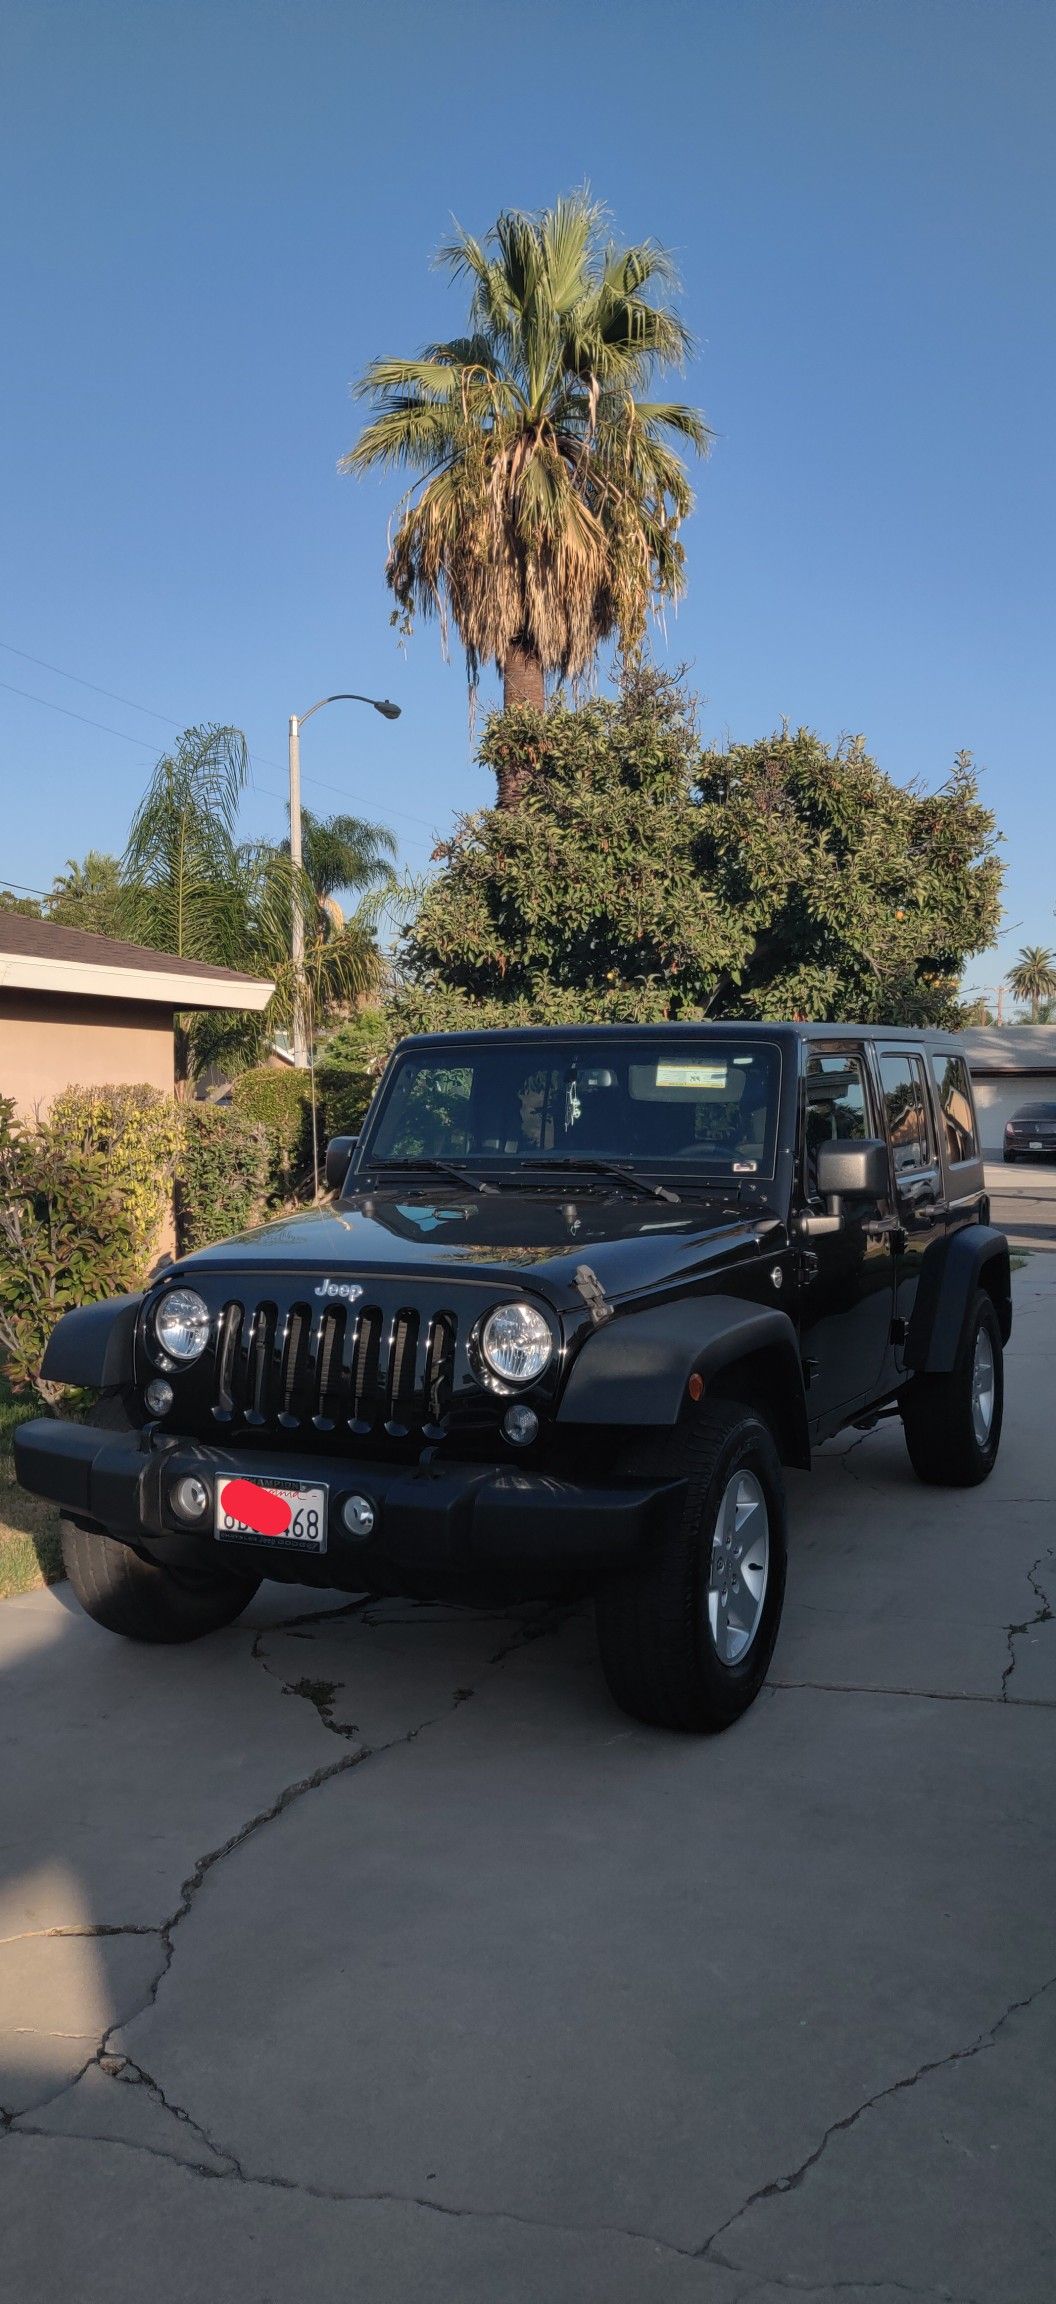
(119, 726, 388, 1083)
(1007, 945, 1056, 1023)
(344, 192, 709, 803)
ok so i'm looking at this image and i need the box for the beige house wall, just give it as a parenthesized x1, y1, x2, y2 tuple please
(0, 990, 176, 1116)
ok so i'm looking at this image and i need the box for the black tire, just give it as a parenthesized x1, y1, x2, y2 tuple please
(60, 1394, 260, 1644)
(1003, 1150, 1016, 1163)
(594, 1400, 788, 1733)
(900, 1289, 1004, 1487)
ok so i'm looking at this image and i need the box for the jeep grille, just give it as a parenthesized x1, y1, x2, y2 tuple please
(209, 1296, 458, 1440)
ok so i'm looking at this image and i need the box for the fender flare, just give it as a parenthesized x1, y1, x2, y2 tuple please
(904, 1226, 1012, 1375)
(557, 1296, 810, 1468)
(40, 1295, 142, 1390)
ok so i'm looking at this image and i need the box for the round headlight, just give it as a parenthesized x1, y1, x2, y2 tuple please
(480, 1301, 552, 1387)
(153, 1287, 211, 1364)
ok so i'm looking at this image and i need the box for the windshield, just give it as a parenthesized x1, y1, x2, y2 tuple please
(360, 1037, 783, 1181)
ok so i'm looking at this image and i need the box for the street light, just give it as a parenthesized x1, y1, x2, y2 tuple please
(287, 692, 401, 1067)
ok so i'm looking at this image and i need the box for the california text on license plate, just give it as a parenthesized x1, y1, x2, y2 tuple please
(214, 1476, 328, 1553)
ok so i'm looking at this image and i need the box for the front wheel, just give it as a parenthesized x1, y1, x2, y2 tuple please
(595, 1401, 788, 1733)
(60, 1518, 260, 1643)
(900, 1289, 1004, 1486)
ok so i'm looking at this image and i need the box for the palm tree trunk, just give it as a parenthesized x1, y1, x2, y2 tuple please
(497, 639, 545, 808)
(502, 638, 545, 713)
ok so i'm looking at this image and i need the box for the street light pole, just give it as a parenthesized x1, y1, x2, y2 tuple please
(286, 691, 401, 1070)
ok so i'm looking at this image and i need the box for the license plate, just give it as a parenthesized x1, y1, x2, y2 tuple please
(214, 1475, 328, 1553)
(1030, 1140, 1043, 1150)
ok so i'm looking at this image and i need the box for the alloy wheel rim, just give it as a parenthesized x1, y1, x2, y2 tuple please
(971, 1325, 996, 1447)
(707, 1470, 770, 1665)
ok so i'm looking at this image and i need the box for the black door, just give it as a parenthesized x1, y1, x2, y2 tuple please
(798, 1044, 896, 1423)
(874, 1049, 945, 1369)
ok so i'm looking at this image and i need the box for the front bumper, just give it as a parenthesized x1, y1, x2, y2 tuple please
(13, 1420, 685, 1593)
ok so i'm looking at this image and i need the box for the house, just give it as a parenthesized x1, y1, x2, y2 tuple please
(960, 1025, 1056, 1154)
(0, 915, 273, 1114)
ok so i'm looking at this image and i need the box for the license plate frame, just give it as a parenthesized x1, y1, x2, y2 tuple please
(214, 1475, 328, 1554)
(1030, 1140, 1043, 1151)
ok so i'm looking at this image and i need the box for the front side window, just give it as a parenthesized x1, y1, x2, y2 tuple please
(930, 1054, 977, 1163)
(363, 1038, 784, 1178)
(879, 1053, 934, 1174)
(802, 1049, 871, 1195)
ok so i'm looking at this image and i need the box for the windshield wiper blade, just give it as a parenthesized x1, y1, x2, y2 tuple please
(370, 1158, 497, 1197)
(520, 1159, 680, 1204)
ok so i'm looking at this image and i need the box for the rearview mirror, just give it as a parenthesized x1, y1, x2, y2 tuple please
(324, 1134, 358, 1193)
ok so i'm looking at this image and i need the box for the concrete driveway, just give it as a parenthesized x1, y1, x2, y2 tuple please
(2, 1262, 1054, 2304)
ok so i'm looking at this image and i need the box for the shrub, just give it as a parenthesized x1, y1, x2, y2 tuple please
(48, 1083, 184, 1263)
(176, 1104, 273, 1256)
(0, 1097, 143, 1401)
(316, 1009, 399, 1141)
(229, 1066, 313, 1198)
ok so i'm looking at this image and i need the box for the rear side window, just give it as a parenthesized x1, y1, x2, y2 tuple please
(930, 1054, 977, 1163)
(878, 1053, 934, 1173)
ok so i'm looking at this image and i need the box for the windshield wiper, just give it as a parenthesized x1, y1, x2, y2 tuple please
(369, 1158, 497, 1197)
(517, 1158, 680, 1204)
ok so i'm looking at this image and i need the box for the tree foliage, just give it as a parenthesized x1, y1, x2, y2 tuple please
(398, 673, 1003, 1031)
(116, 724, 390, 1080)
(345, 192, 708, 751)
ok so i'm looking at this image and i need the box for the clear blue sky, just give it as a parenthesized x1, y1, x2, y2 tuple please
(3, 0, 1053, 996)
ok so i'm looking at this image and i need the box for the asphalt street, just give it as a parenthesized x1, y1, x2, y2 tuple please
(1, 1257, 1054, 2304)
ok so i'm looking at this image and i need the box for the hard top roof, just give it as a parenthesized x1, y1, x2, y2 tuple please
(396, 1020, 966, 1051)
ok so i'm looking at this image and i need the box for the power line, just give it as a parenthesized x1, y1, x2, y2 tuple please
(0, 640, 182, 726)
(0, 638, 443, 842)
(0, 676, 163, 750)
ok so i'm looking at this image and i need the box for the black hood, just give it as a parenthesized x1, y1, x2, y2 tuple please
(174, 1187, 784, 1311)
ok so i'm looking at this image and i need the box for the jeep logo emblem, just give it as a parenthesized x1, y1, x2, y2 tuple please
(313, 1279, 364, 1302)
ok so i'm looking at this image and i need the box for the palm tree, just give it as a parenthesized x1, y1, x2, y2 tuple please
(1007, 945, 1056, 1024)
(344, 192, 709, 804)
(47, 850, 124, 937)
(281, 806, 397, 928)
(119, 726, 388, 1083)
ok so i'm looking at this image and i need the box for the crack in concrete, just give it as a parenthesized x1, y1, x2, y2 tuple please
(0, 1923, 164, 1948)
(770, 1676, 1056, 1710)
(0, 2110, 992, 2302)
(695, 1972, 1056, 2265)
(1000, 1550, 1055, 1700)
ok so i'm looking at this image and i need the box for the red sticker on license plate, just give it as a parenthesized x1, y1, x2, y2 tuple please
(218, 1479, 293, 1536)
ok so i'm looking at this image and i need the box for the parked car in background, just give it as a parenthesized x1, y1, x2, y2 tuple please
(1003, 1102, 1056, 1162)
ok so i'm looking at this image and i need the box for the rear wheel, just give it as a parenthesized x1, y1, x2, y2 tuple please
(60, 1395, 260, 1644)
(900, 1290, 1003, 1486)
(595, 1400, 788, 1733)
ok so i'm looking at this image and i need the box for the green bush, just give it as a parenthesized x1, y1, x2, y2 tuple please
(176, 1105, 273, 1256)
(229, 1066, 313, 1197)
(48, 1083, 183, 1264)
(0, 1097, 144, 1401)
(316, 1009, 399, 1141)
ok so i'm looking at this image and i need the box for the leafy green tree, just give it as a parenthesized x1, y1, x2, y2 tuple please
(1006, 945, 1056, 1023)
(345, 192, 708, 801)
(397, 674, 1002, 1030)
(46, 850, 124, 936)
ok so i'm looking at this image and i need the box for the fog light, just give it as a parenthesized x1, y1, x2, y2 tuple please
(145, 1378, 174, 1416)
(171, 1475, 210, 1523)
(502, 1404, 539, 1447)
(341, 1493, 375, 1538)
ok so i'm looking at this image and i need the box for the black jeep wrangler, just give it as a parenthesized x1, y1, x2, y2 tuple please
(15, 1024, 1011, 1732)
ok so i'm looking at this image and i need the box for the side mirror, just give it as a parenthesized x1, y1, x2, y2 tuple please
(800, 1137, 888, 1237)
(324, 1134, 358, 1193)
(815, 1137, 889, 1204)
